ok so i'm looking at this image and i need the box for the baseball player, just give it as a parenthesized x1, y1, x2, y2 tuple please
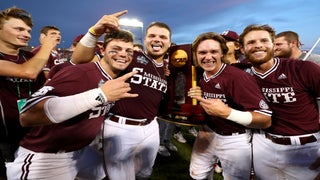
(31, 26, 67, 79)
(274, 31, 320, 64)
(0, 7, 60, 179)
(6, 11, 138, 180)
(188, 32, 272, 180)
(72, 22, 171, 179)
(239, 24, 320, 180)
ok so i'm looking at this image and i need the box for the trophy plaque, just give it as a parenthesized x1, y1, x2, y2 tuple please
(158, 44, 204, 126)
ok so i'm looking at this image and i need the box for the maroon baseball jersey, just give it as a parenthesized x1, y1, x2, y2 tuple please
(31, 46, 67, 72)
(48, 61, 74, 80)
(19, 62, 114, 153)
(200, 63, 271, 134)
(111, 51, 167, 120)
(0, 50, 46, 148)
(252, 58, 320, 135)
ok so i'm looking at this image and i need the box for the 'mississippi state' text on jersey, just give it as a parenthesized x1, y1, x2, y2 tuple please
(112, 51, 167, 120)
(252, 58, 320, 135)
(201, 63, 272, 134)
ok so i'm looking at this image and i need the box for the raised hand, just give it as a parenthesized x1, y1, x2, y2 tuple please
(40, 33, 60, 51)
(91, 10, 128, 36)
(100, 70, 138, 102)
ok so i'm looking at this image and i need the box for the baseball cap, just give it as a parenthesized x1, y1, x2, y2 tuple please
(73, 34, 84, 43)
(220, 30, 239, 42)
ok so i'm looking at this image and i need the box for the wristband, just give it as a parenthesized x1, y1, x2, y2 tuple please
(88, 26, 101, 36)
(79, 32, 98, 48)
(226, 109, 252, 126)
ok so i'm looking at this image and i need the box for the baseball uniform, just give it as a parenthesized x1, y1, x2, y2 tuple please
(252, 58, 320, 180)
(0, 50, 46, 177)
(103, 51, 167, 180)
(189, 63, 272, 180)
(6, 61, 113, 180)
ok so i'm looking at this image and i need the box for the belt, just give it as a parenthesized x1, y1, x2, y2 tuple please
(265, 133, 317, 145)
(214, 129, 246, 136)
(109, 116, 152, 126)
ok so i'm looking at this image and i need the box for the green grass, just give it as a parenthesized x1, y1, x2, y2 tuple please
(151, 126, 224, 180)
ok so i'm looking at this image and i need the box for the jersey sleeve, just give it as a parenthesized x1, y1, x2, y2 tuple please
(296, 61, 320, 99)
(230, 71, 271, 116)
(20, 66, 91, 113)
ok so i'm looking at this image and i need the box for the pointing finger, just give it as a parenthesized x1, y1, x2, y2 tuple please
(112, 10, 128, 18)
(117, 71, 137, 82)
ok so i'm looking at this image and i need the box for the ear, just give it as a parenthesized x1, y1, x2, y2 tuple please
(234, 42, 240, 50)
(240, 47, 245, 54)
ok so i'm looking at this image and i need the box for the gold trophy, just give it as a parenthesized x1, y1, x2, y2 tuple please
(158, 44, 204, 125)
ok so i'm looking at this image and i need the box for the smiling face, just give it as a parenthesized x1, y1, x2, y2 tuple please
(144, 25, 171, 62)
(274, 36, 292, 58)
(241, 30, 274, 66)
(0, 17, 31, 50)
(196, 39, 223, 77)
(101, 39, 134, 78)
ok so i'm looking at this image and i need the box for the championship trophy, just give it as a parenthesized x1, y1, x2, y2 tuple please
(158, 44, 204, 125)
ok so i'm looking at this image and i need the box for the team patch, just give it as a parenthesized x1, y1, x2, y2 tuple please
(137, 55, 148, 65)
(259, 100, 269, 109)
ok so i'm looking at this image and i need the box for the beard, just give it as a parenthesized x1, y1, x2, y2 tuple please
(246, 48, 274, 66)
(275, 48, 292, 58)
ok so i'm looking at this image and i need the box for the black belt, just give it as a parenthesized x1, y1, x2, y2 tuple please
(265, 133, 317, 145)
(109, 116, 152, 126)
(214, 129, 246, 136)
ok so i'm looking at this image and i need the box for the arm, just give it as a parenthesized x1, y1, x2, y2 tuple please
(20, 71, 138, 126)
(0, 36, 58, 79)
(188, 87, 271, 129)
(71, 10, 128, 64)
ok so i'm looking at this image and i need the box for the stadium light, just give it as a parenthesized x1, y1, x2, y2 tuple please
(119, 18, 144, 44)
(119, 18, 143, 28)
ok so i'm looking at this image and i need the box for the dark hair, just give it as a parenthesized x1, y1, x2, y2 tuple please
(239, 24, 276, 47)
(276, 31, 301, 48)
(146, 22, 172, 39)
(0, 6, 33, 29)
(192, 32, 229, 65)
(40, 26, 60, 35)
(103, 29, 135, 48)
(133, 43, 143, 50)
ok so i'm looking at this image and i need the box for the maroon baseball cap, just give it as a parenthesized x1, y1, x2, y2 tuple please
(73, 34, 84, 43)
(220, 30, 239, 42)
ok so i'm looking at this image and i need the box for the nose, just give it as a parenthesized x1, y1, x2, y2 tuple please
(23, 31, 31, 40)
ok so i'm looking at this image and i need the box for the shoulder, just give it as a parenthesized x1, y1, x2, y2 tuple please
(30, 46, 41, 54)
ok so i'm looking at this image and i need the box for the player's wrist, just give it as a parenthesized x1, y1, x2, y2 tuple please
(88, 26, 102, 36)
(44, 88, 107, 123)
(226, 108, 252, 126)
(79, 32, 98, 48)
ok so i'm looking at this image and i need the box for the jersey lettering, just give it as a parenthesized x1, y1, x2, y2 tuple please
(89, 103, 114, 119)
(262, 87, 296, 103)
(130, 67, 167, 93)
(31, 86, 55, 97)
(203, 92, 227, 102)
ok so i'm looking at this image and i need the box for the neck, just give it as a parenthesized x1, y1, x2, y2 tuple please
(290, 48, 302, 59)
(253, 58, 275, 74)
